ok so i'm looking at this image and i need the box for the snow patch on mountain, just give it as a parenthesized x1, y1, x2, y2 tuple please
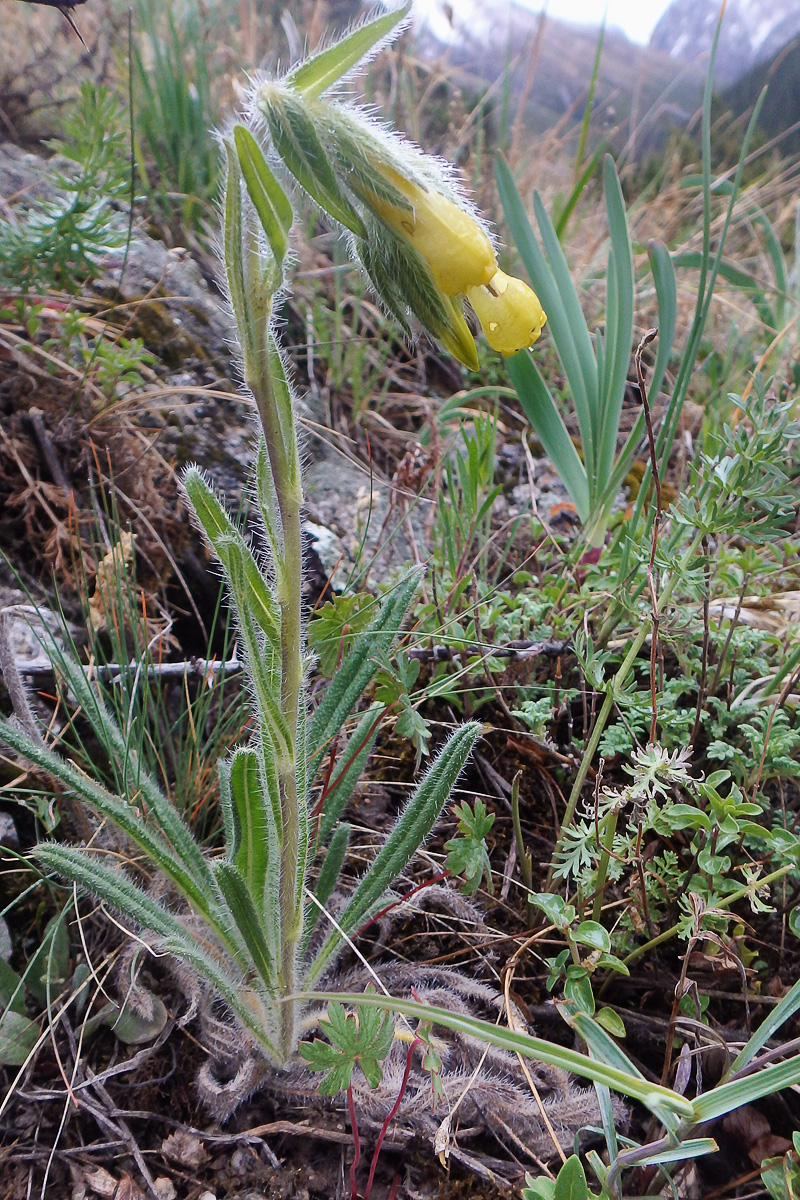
(650, 0, 800, 83)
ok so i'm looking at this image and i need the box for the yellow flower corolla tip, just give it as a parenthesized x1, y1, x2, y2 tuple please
(370, 170, 497, 296)
(467, 269, 547, 357)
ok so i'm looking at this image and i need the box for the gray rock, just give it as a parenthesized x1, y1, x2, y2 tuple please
(0, 814, 19, 853)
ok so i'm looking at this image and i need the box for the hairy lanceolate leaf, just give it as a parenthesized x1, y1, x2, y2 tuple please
(308, 569, 423, 777)
(35, 844, 281, 1059)
(284, 3, 411, 99)
(317, 704, 383, 847)
(259, 88, 366, 237)
(220, 747, 271, 904)
(183, 467, 281, 652)
(233, 124, 293, 265)
(308, 722, 481, 980)
(212, 861, 275, 992)
(0, 719, 227, 945)
(216, 535, 291, 761)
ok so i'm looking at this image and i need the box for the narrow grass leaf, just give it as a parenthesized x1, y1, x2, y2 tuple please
(531, 189, 599, 457)
(506, 351, 589, 519)
(597, 155, 634, 488)
(729, 976, 800, 1074)
(691, 1056, 800, 1122)
(299, 990, 695, 1117)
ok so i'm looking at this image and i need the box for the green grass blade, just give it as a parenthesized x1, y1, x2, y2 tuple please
(554, 143, 604, 242)
(532, 190, 600, 452)
(505, 351, 589, 519)
(728, 976, 800, 1074)
(573, 18, 605, 184)
(647, 240, 677, 403)
(597, 155, 634, 489)
(496, 154, 597, 475)
(567, 1008, 678, 1134)
(671, 250, 777, 331)
(285, 3, 411, 98)
(691, 1056, 800, 1122)
(298, 990, 695, 1119)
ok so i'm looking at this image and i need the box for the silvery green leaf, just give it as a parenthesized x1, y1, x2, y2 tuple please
(213, 861, 275, 991)
(183, 467, 281, 652)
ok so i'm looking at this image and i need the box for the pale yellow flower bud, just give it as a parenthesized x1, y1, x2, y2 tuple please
(466, 269, 547, 357)
(368, 170, 497, 296)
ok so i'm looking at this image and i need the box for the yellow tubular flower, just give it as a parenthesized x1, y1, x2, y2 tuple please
(369, 169, 497, 296)
(467, 269, 547, 357)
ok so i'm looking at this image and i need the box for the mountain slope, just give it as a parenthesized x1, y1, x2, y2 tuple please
(415, 0, 703, 152)
(650, 0, 800, 84)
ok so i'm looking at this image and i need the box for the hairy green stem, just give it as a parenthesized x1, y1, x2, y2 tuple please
(246, 314, 305, 1062)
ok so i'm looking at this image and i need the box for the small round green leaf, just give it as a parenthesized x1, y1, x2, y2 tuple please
(595, 1007, 626, 1038)
(574, 921, 611, 952)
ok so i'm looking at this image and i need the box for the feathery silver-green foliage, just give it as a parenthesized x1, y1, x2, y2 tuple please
(0, 2, 480, 1086)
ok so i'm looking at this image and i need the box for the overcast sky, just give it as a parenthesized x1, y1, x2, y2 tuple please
(524, 0, 675, 44)
(420, 0, 676, 46)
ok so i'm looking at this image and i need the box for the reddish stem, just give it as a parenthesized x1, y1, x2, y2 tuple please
(347, 1085, 361, 1200)
(363, 1037, 421, 1200)
(354, 872, 451, 939)
(386, 1176, 401, 1200)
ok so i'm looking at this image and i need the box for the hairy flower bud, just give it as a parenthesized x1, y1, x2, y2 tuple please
(366, 169, 497, 296)
(467, 269, 547, 357)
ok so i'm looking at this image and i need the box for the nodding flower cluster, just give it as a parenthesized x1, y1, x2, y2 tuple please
(254, 82, 546, 369)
